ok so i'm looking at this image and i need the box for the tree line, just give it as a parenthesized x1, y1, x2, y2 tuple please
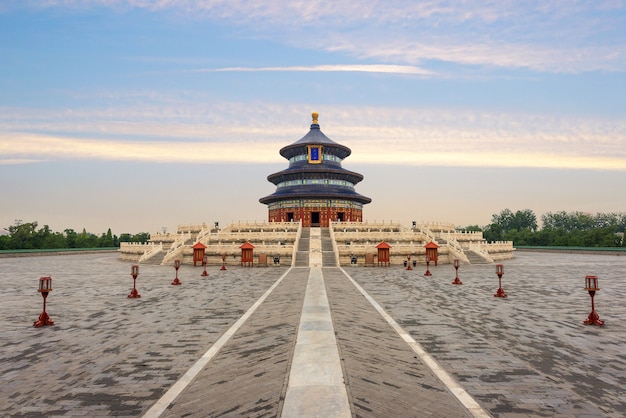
(2, 211, 625, 250)
(0, 221, 149, 250)
(464, 209, 626, 247)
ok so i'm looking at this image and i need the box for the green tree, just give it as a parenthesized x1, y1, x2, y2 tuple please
(76, 228, 98, 248)
(64, 229, 77, 248)
(100, 228, 115, 247)
(8, 221, 38, 249)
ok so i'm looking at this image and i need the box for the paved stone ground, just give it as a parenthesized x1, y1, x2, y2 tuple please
(345, 252, 626, 417)
(1, 251, 625, 417)
(324, 268, 473, 418)
(161, 268, 309, 417)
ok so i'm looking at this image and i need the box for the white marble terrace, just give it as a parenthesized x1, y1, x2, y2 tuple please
(119, 220, 514, 266)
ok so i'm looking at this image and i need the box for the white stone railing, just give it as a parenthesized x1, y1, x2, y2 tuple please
(138, 243, 163, 263)
(331, 220, 403, 233)
(419, 225, 438, 243)
(468, 241, 495, 263)
(194, 225, 213, 244)
(482, 241, 515, 252)
(177, 223, 208, 234)
(445, 236, 470, 263)
(120, 242, 152, 252)
(291, 221, 303, 267)
(449, 230, 484, 241)
(160, 232, 191, 265)
(147, 232, 177, 244)
(225, 221, 300, 233)
(207, 231, 298, 242)
(161, 245, 185, 266)
(417, 221, 457, 232)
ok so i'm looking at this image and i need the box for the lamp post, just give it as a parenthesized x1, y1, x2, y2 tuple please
(201, 255, 208, 277)
(583, 275, 604, 326)
(452, 259, 462, 285)
(172, 260, 182, 285)
(406, 254, 413, 270)
(424, 254, 432, 276)
(128, 265, 141, 298)
(34, 276, 54, 327)
(220, 253, 227, 271)
(494, 264, 507, 298)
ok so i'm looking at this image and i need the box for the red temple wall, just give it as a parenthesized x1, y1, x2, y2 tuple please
(268, 207, 363, 227)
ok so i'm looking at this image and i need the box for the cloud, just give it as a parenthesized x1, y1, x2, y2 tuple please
(0, 133, 282, 164)
(11, 0, 626, 73)
(197, 64, 433, 76)
(0, 159, 44, 165)
(2, 101, 625, 170)
(325, 37, 626, 73)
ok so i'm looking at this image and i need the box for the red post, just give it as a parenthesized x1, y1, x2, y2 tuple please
(128, 265, 141, 298)
(494, 264, 507, 297)
(201, 255, 208, 277)
(583, 275, 604, 326)
(172, 260, 182, 285)
(34, 276, 54, 327)
(452, 259, 462, 285)
(220, 253, 227, 271)
(424, 255, 432, 276)
(406, 254, 413, 270)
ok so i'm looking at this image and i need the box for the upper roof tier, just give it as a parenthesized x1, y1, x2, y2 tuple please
(279, 112, 352, 160)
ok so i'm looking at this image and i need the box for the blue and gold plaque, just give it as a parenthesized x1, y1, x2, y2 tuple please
(307, 145, 322, 164)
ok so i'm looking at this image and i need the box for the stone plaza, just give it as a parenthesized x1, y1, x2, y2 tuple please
(1, 248, 625, 417)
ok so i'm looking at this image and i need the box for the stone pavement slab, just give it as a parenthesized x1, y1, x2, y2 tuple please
(344, 251, 626, 417)
(0, 254, 290, 417)
(1, 251, 625, 417)
(281, 267, 351, 417)
(160, 268, 309, 417)
(324, 267, 476, 418)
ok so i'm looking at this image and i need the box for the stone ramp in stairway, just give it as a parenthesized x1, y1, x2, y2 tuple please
(321, 227, 338, 267)
(465, 249, 492, 264)
(142, 251, 166, 265)
(294, 227, 310, 267)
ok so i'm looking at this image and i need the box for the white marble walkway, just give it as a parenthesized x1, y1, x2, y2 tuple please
(281, 228, 351, 417)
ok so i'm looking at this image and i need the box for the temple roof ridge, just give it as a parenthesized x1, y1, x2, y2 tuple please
(279, 112, 351, 159)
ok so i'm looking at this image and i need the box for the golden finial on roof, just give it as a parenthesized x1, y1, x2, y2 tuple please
(312, 112, 319, 124)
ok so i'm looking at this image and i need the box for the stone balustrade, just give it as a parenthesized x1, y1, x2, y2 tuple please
(119, 220, 514, 266)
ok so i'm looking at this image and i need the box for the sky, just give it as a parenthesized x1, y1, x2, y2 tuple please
(1, 0, 625, 235)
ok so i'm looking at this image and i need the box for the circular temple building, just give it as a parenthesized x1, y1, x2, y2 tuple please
(259, 112, 371, 227)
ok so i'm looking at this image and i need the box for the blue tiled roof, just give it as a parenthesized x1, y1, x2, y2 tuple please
(280, 124, 351, 159)
(259, 185, 372, 205)
(259, 114, 371, 206)
(267, 165, 364, 185)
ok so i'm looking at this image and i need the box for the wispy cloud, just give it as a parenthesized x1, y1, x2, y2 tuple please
(2, 100, 625, 170)
(195, 64, 433, 76)
(0, 159, 43, 165)
(12, 0, 626, 73)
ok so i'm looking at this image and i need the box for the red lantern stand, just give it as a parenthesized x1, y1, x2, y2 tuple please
(34, 276, 54, 327)
(424, 255, 432, 276)
(172, 260, 182, 285)
(406, 254, 413, 270)
(128, 265, 141, 298)
(494, 264, 507, 298)
(376, 241, 391, 267)
(220, 253, 227, 271)
(452, 259, 462, 285)
(201, 255, 208, 277)
(583, 275, 604, 326)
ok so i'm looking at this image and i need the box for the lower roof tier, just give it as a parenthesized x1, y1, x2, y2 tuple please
(259, 185, 372, 205)
(266, 165, 365, 185)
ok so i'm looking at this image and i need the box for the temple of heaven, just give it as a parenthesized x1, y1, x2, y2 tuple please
(259, 112, 371, 227)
